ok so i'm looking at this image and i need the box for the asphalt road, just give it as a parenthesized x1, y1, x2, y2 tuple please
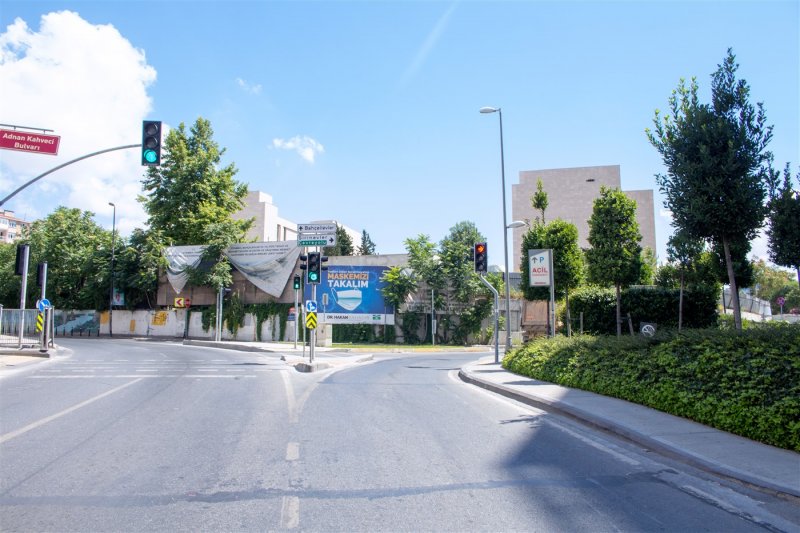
(1, 339, 798, 532)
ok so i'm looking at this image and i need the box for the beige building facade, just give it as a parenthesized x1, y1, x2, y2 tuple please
(233, 190, 362, 248)
(511, 165, 656, 271)
(0, 210, 31, 243)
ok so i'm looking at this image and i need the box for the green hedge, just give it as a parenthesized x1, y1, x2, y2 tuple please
(502, 324, 800, 451)
(567, 285, 718, 335)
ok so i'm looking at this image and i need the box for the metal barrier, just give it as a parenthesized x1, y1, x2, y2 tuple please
(0, 308, 42, 347)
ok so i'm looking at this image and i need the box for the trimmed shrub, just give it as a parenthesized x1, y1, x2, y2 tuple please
(503, 323, 800, 451)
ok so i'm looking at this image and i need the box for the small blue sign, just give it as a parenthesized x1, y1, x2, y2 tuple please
(38, 298, 51, 312)
(305, 300, 317, 312)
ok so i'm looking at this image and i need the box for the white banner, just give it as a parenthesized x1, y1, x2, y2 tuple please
(164, 245, 204, 295)
(164, 241, 301, 297)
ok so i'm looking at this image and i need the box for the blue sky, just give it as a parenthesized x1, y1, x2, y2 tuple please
(1, 1, 798, 269)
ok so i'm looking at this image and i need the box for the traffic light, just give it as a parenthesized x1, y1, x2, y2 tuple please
(14, 244, 29, 276)
(307, 252, 321, 284)
(474, 242, 488, 273)
(36, 262, 47, 287)
(141, 120, 162, 166)
(293, 275, 301, 290)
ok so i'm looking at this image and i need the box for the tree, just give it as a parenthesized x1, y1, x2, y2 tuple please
(709, 235, 755, 290)
(357, 230, 377, 255)
(19, 207, 111, 309)
(116, 228, 168, 309)
(519, 219, 584, 334)
(647, 49, 774, 330)
(751, 259, 799, 313)
(666, 228, 705, 330)
(767, 164, 800, 289)
(438, 221, 493, 343)
(531, 178, 548, 223)
(323, 224, 355, 256)
(586, 187, 642, 336)
(139, 117, 251, 246)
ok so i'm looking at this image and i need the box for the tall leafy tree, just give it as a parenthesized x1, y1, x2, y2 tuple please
(666, 228, 705, 330)
(647, 49, 773, 330)
(20, 207, 111, 309)
(531, 178, 549, 223)
(767, 164, 800, 289)
(139, 117, 251, 247)
(438, 221, 494, 343)
(323, 224, 355, 256)
(519, 219, 584, 334)
(586, 187, 643, 336)
(357, 229, 377, 255)
(116, 228, 168, 309)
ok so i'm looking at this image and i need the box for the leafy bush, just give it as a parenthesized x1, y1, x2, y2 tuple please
(503, 323, 800, 451)
(567, 285, 718, 334)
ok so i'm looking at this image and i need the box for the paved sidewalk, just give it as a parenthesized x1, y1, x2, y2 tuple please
(459, 358, 800, 499)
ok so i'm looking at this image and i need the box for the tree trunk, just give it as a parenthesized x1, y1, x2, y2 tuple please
(678, 269, 685, 332)
(565, 289, 572, 337)
(722, 236, 743, 330)
(615, 283, 622, 337)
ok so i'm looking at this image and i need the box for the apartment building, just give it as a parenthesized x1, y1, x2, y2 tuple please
(0, 210, 31, 243)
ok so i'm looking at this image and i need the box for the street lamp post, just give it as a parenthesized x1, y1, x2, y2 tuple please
(108, 202, 116, 338)
(480, 106, 513, 352)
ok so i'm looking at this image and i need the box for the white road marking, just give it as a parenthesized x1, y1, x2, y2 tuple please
(286, 442, 300, 461)
(30, 375, 257, 379)
(546, 419, 641, 466)
(280, 496, 300, 529)
(0, 379, 143, 444)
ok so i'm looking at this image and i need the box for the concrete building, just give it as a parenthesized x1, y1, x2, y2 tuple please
(0, 210, 31, 243)
(234, 191, 299, 242)
(233, 190, 362, 248)
(511, 165, 656, 270)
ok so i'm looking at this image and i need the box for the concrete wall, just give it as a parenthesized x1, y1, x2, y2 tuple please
(512, 165, 657, 270)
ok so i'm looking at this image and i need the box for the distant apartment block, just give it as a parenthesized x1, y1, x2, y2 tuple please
(511, 165, 656, 270)
(0, 210, 31, 243)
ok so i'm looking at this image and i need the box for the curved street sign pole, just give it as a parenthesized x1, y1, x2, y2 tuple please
(0, 144, 141, 208)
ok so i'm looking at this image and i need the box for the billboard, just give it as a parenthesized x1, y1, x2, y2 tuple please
(305, 265, 395, 325)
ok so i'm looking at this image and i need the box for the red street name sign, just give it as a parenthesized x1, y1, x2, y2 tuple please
(0, 128, 60, 155)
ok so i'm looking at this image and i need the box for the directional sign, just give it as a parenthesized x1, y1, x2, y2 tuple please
(0, 128, 60, 155)
(298, 239, 329, 247)
(298, 223, 337, 233)
(174, 297, 191, 308)
(37, 298, 51, 312)
(306, 300, 317, 312)
(305, 311, 317, 329)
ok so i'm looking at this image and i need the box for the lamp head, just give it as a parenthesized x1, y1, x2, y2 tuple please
(479, 107, 499, 114)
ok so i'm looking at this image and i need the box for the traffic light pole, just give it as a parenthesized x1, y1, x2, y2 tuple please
(0, 144, 141, 207)
(310, 283, 316, 364)
(294, 285, 299, 350)
(479, 273, 500, 363)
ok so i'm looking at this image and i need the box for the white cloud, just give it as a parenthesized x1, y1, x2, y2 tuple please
(0, 11, 157, 233)
(272, 135, 324, 164)
(235, 77, 262, 95)
(659, 208, 673, 219)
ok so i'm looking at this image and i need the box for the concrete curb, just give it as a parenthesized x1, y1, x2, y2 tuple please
(458, 366, 800, 500)
(183, 340, 278, 353)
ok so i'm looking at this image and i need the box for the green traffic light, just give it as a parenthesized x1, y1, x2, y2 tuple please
(309, 272, 318, 281)
(143, 149, 158, 164)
